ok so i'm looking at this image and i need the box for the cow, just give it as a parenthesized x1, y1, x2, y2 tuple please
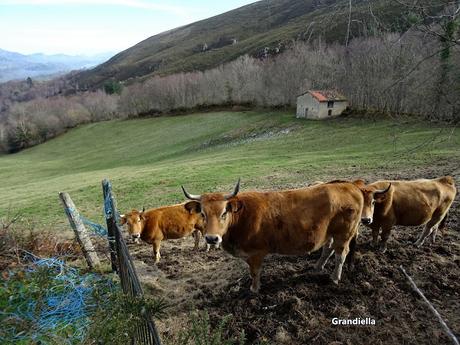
(181, 179, 364, 292)
(357, 176, 456, 252)
(119, 204, 204, 263)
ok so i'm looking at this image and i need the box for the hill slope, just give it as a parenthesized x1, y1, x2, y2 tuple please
(73, 0, 407, 88)
(0, 111, 458, 231)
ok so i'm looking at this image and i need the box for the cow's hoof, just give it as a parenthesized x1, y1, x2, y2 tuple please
(314, 264, 324, 272)
(250, 284, 260, 294)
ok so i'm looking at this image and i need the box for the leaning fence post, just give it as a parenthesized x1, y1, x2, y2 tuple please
(102, 179, 118, 273)
(59, 192, 100, 269)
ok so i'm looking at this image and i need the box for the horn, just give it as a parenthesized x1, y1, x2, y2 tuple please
(374, 183, 391, 195)
(224, 178, 241, 200)
(181, 185, 201, 201)
(120, 214, 125, 218)
(142, 207, 145, 213)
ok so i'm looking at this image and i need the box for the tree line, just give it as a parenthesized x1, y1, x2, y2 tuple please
(0, 29, 458, 153)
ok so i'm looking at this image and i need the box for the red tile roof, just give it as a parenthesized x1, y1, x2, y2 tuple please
(303, 90, 347, 102)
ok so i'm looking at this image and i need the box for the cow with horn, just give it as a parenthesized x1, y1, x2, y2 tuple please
(181, 179, 364, 293)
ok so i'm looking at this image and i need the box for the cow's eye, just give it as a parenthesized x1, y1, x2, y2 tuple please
(200, 212, 206, 219)
(221, 212, 227, 219)
(372, 200, 376, 205)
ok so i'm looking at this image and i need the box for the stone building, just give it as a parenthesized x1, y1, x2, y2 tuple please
(296, 90, 348, 119)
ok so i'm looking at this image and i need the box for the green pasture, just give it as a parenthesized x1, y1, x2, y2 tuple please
(0, 111, 458, 233)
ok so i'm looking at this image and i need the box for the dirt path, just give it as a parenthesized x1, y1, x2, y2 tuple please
(129, 170, 460, 345)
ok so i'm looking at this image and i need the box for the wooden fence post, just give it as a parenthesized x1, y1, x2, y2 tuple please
(102, 179, 118, 273)
(59, 192, 100, 269)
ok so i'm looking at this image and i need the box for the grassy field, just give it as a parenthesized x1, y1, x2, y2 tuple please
(0, 110, 458, 233)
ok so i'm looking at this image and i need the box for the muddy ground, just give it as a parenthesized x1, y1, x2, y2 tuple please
(129, 168, 460, 345)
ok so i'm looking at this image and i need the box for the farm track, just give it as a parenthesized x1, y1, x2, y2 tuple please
(130, 166, 460, 345)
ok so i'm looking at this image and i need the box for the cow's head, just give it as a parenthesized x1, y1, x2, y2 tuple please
(119, 209, 145, 242)
(358, 183, 392, 225)
(182, 179, 242, 246)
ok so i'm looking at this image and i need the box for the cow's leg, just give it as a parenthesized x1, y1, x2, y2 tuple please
(153, 239, 162, 263)
(415, 208, 447, 247)
(414, 224, 434, 247)
(315, 238, 334, 271)
(205, 243, 211, 252)
(370, 224, 380, 247)
(379, 225, 393, 253)
(192, 230, 201, 251)
(331, 243, 349, 285)
(430, 227, 438, 244)
(246, 253, 266, 293)
(415, 220, 442, 247)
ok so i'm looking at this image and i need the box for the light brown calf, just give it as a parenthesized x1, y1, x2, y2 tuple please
(120, 204, 204, 262)
(358, 176, 456, 251)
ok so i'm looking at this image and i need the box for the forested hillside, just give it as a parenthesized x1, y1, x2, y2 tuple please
(72, 0, 408, 88)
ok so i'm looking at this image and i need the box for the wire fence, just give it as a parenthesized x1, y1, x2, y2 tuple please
(102, 179, 162, 345)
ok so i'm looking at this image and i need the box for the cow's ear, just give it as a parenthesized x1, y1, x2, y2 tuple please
(374, 193, 387, 203)
(227, 200, 242, 213)
(119, 215, 127, 225)
(184, 201, 201, 214)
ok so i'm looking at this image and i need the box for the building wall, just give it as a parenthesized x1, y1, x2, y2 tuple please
(296, 93, 319, 118)
(316, 101, 348, 119)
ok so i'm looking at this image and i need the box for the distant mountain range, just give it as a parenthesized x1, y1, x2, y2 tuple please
(71, 0, 408, 89)
(0, 49, 114, 82)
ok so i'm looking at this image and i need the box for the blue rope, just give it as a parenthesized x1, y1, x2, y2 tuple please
(1, 252, 115, 344)
(103, 181, 120, 222)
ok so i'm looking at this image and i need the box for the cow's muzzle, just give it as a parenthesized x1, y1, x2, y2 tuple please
(361, 217, 373, 225)
(205, 235, 222, 245)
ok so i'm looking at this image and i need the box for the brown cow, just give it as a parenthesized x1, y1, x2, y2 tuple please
(120, 204, 204, 263)
(181, 179, 364, 292)
(358, 176, 456, 251)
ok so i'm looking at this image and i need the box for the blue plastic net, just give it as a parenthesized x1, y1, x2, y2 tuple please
(80, 216, 108, 237)
(63, 182, 121, 238)
(0, 252, 115, 344)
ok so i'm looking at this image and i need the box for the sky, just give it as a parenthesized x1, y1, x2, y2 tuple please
(0, 0, 256, 56)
